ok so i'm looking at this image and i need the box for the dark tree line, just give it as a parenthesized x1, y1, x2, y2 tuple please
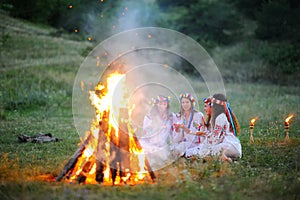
(232, 0, 300, 83)
(1, 0, 300, 84)
(1, 0, 67, 25)
(2, 0, 299, 43)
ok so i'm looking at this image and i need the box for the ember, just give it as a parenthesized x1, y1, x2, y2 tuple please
(56, 72, 155, 185)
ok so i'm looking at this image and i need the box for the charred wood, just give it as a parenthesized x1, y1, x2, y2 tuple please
(56, 134, 92, 182)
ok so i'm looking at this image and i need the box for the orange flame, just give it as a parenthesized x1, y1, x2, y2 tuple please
(67, 71, 150, 185)
(250, 117, 258, 126)
(285, 114, 294, 124)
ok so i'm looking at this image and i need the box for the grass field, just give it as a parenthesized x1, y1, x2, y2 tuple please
(1, 11, 300, 200)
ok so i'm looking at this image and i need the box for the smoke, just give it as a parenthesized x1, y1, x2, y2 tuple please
(72, 25, 225, 170)
(79, 0, 159, 42)
(73, 27, 225, 138)
(114, 0, 157, 31)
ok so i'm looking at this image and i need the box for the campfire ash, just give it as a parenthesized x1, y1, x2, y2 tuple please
(56, 72, 155, 185)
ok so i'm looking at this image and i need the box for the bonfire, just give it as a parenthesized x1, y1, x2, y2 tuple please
(56, 72, 155, 185)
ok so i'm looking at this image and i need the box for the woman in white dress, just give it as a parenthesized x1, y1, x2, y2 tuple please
(139, 95, 173, 168)
(185, 93, 242, 162)
(171, 93, 205, 157)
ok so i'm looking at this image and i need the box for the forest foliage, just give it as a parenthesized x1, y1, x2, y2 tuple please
(1, 0, 300, 85)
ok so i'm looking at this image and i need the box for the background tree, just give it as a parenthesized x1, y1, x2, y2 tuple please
(1, 0, 69, 25)
(157, 0, 242, 47)
(255, 0, 300, 42)
(1, 0, 300, 85)
(252, 0, 300, 84)
(229, 0, 264, 19)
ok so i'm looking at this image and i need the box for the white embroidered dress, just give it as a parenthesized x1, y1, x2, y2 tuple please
(171, 111, 205, 156)
(139, 113, 173, 169)
(185, 113, 242, 158)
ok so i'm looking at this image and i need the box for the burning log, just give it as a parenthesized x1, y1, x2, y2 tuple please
(56, 134, 92, 182)
(117, 108, 130, 183)
(95, 111, 109, 183)
(120, 108, 156, 182)
(56, 72, 156, 185)
(108, 122, 120, 184)
(76, 156, 95, 184)
(95, 160, 105, 183)
(56, 109, 156, 184)
(132, 135, 156, 181)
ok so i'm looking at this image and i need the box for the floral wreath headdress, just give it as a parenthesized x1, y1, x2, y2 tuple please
(151, 95, 170, 105)
(179, 93, 196, 106)
(211, 96, 238, 137)
(203, 97, 212, 106)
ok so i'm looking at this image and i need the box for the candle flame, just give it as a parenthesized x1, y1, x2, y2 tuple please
(285, 114, 294, 123)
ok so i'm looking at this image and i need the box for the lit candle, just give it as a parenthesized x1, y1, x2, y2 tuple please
(249, 117, 258, 143)
(284, 114, 294, 142)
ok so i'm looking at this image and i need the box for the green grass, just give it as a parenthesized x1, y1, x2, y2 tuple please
(1, 11, 300, 200)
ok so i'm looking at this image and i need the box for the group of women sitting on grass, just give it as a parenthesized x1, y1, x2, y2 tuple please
(139, 92, 242, 165)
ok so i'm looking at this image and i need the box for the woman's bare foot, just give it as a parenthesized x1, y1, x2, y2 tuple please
(221, 154, 232, 163)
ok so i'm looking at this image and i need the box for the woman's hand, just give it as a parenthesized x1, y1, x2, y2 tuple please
(173, 123, 181, 132)
(195, 131, 206, 136)
(180, 124, 190, 134)
(173, 124, 194, 135)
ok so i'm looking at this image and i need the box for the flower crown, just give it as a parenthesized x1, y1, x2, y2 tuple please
(152, 95, 170, 105)
(203, 97, 211, 106)
(210, 96, 238, 136)
(179, 93, 195, 105)
(211, 97, 226, 106)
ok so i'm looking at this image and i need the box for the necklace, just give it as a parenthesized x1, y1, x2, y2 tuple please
(181, 111, 194, 141)
(182, 111, 194, 131)
(185, 111, 194, 128)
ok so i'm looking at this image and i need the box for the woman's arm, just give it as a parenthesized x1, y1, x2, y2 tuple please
(212, 114, 228, 143)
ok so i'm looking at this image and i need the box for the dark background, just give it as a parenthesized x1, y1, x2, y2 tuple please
(1, 0, 300, 85)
